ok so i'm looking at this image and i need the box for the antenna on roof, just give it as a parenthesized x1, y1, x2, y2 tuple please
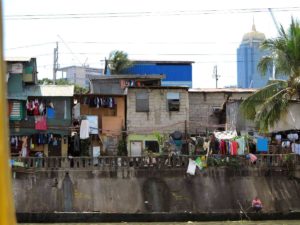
(57, 35, 82, 66)
(212, 65, 221, 88)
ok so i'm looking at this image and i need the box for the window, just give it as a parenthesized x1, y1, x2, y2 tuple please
(145, 141, 159, 153)
(136, 92, 149, 112)
(167, 92, 180, 112)
(211, 106, 222, 114)
(9, 100, 25, 121)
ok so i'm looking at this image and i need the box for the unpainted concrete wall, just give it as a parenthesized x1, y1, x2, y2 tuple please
(188, 92, 253, 134)
(13, 167, 300, 213)
(127, 88, 189, 134)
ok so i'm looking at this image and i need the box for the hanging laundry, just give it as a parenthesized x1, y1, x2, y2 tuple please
(288, 133, 298, 142)
(220, 140, 227, 155)
(20, 136, 28, 157)
(227, 141, 231, 155)
(186, 159, 197, 175)
(236, 137, 246, 155)
(47, 107, 55, 119)
(48, 133, 54, 144)
(108, 97, 113, 108)
(35, 116, 47, 130)
(15, 136, 19, 148)
(230, 141, 239, 155)
(26, 100, 34, 116)
(256, 138, 268, 152)
(11, 136, 16, 145)
(73, 103, 80, 119)
(296, 144, 300, 155)
(39, 102, 45, 115)
(275, 134, 282, 141)
(195, 157, 203, 170)
(80, 119, 90, 139)
(95, 97, 100, 108)
(33, 99, 40, 116)
(292, 143, 300, 155)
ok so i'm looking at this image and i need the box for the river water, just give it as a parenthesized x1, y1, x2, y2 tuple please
(20, 221, 300, 225)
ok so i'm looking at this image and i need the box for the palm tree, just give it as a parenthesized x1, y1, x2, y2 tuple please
(240, 17, 300, 132)
(107, 50, 132, 74)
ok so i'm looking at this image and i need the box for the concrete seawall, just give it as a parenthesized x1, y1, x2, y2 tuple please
(13, 166, 300, 214)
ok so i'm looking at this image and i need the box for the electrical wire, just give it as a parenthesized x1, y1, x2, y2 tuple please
(4, 6, 300, 20)
(5, 42, 55, 50)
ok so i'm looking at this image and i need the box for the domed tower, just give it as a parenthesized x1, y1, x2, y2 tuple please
(242, 23, 266, 45)
(237, 22, 272, 88)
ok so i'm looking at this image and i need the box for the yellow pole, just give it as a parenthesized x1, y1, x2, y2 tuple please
(0, 0, 17, 223)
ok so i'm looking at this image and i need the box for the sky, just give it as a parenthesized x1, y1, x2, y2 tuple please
(3, 0, 300, 88)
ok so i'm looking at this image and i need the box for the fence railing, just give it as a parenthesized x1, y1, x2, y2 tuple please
(10, 154, 300, 170)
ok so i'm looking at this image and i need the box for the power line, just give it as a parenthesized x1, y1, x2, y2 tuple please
(35, 59, 263, 69)
(4, 7, 300, 20)
(57, 41, 241, 45)
(5, 42, 55, 50)
(4, 41, 241, 51)
(57, 35, 82, 65)
(32, 52, 238, 56)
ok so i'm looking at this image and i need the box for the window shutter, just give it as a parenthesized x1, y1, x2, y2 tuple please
(9, 101, 24, 120)
(136, 92, 149, 112)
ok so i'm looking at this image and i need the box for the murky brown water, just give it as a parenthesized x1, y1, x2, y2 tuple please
(20, 221, 300, 225)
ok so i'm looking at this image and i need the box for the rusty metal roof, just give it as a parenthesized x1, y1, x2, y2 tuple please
(128, 86, 189, 90)
(88, 74, 165, 80)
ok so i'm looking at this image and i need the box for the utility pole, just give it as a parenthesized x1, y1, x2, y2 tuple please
(213, 65, 221, 88)
(53, 42, 59, 84)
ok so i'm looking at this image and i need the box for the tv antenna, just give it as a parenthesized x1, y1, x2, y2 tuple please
(212, 65, 221, 88)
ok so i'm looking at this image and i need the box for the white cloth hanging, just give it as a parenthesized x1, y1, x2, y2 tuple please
(186, 159, 197, 175)
(80, 119, 90, 139)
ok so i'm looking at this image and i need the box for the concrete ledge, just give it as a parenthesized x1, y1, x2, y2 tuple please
(17, 212, 300, 223)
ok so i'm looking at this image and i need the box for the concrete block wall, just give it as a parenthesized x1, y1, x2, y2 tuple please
(127, 88, 189, 134)
(189, 92, 253, 134)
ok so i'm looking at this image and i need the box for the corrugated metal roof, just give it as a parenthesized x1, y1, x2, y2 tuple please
(189, 88, 257, 93)
(59, 65, 104, 71)
(88, 74, 165, 80)
(24, 85, 74, 97)
(7, 95, 27, 100)
(128, 86, 189, 90)
(5, 57, 33, 62)
(131, 60, 194, 64)
(124, 64, 192, 82)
